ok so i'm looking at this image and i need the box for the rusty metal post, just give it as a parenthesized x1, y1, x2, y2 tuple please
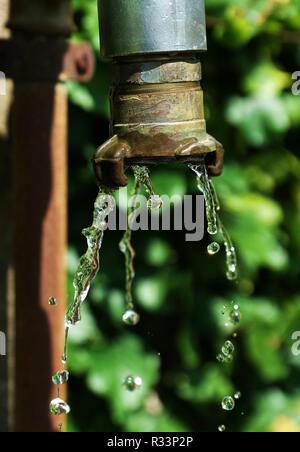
(0, 0, 94, 433)
(12, 83, 68, 433)
(0, 0, 13, 433)
(8, 0, 70, 433)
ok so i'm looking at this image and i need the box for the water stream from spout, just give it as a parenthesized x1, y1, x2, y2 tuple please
(51, 162, 240, 430)
(189, 163, 238, 281)
(119, 170, 141, 325)
(189, 162, 241, 431)
(50, 187, 115, 423)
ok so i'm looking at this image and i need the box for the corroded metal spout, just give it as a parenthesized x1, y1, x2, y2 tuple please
(94, 0, 224, 188)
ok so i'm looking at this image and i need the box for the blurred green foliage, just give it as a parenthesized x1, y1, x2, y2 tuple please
(67, 0, 300, 432)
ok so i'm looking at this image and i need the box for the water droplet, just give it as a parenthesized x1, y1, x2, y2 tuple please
(224, 354, 234, 363)
(52, 370, 69, 385)
(147, 195, 163, 210)
(218, 425, 226, 432)
(222, 396, 235, 411)
(217, 353, 225, 363)
(50, 398, 71, 416)
(217, 352, 233, 364)
(229, 309, 242, 325)
(226, 269, 238, 281)
(208, 224, 218, 235)
(189, 164, 218, 237)
(222, 341, 235, 357)
(234, 391, 242, 400)
(61, 354, 67, 365)
(48, 297, 58, 306)
(123, 375, 143, 392)
(66, 188, 114, 327)
(99, 220, 107, 230)
(122, 309, 140, 326)
(207, 242, 220, 256)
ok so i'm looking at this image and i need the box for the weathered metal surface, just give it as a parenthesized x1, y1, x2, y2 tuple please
(116, 60, 201, 85)
(0, 0, 12, 433)
(13, 83, 68, 433)
(3, 0, 94, 433)
(94, 133, 224, 188)
(0, 82, 13, 434)
(8, 0, 75, 35)
(113, 83, 204, 125)
(94, 59, 224, 187)
(0, 39, 95, 82)
(98, 0, 207, 59)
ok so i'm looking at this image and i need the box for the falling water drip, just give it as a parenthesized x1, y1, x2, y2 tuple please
(229, 304, 242, 325)
(122, 375, 143, 392)
(209, 179, 221, 212)
(222, 340, 235, 357)
(218, 219, 238, 281)
(48, 297, 58, 306)
(223, 302, 242, 328)
(132, 166, 163, 210)
(207, 242, 220, 256)
(50, 398, 71, 416)
(222, 396, 235, 412)
(234, 391, 242, 400)
(217, 340, 235, 364)
(120, 166, 162, 325)
(52, 370, 69, 385)
(61, 326, 69, 365)
(119, 169, 142, 325)
(122, 309, 140, 326)
(189, 164, 218, 235)
(189, 163, 238, 281)
(65, 187, 115, 327)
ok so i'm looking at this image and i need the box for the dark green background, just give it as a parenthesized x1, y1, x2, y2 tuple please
(66, 0, 300, 432)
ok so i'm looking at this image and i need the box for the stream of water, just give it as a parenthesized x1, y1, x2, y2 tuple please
(50, 162, 240, 432)
(189, 163, 238, 282)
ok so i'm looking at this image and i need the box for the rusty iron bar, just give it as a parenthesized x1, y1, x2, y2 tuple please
(0, 38, 95, 83)
(0, 0, 12, 433)
(12, 82, 68, 433)
(1, 0, 94, 432)
(8, 0, 75, 36)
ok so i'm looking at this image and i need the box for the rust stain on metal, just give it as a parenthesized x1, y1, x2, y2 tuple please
(4, 0, 95, 433)
(0, 38, 95, 82)
(13, 83, 68, 432)
(8, 0, 75, 35)
(94, 61, 224, 188)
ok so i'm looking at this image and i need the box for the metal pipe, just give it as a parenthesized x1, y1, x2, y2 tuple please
(94, 0, 224, 188)
(99, 0, 207, 58)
